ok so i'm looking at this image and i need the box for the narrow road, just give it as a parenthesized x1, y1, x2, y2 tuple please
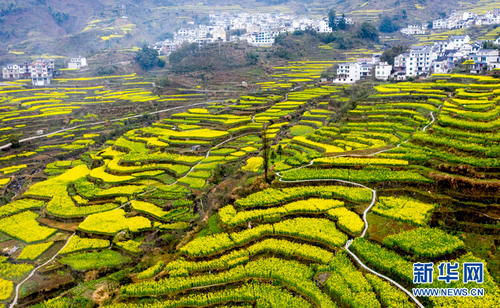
(275, 111, 437, 308)
(0, 100, 229, 151)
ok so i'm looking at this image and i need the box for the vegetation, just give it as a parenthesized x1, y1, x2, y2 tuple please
(78, 209, 152, 235)
(0, 211, 56, 243)
(59, 236, 110, 255)
(372, 196, 436, 225)
(59, 250, 131, 271)
(383, 228, 465, 257)
(0, 33, 498, 307)
(17, 242, 54, 260)
(135, 45, 165, 70)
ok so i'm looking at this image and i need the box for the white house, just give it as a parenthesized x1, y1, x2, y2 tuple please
(248, 31, 277, 46)
(448, 35, 471, 50)
(375, 62, 392, 80)
(359, 62, 373, 78)
(394, 53, 408, 70)
(372, 53, 382, 64)
(401, 24, 427, 35)
(317, 19, 333, 33)
(30, 59, 54, 86)
(68, 57, 88, 69)
(334, 62, 360, 84)
(433, 19, 447, 29)
(432, 59, 449, 74)
(2, 64, 20, 80)
(468, 49, 500, 73)
(406, 46, 438, 77)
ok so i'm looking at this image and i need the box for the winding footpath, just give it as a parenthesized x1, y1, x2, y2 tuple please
(9, 233, 76, 308)
(8, 181, 162, 307)
(275, 112, 439, 308)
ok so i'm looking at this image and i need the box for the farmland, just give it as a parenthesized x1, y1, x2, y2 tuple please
(0, 68, 499, 307)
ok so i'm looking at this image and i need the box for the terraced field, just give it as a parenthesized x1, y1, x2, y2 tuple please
(0, 72, 499, 307)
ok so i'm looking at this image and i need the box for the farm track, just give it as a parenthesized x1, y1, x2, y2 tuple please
(0, 100, 228, 151)
(275, 111, 438, 308)
(8, 130, 259, 307)
(9, 233, 76, 308)
(8, 181, 161, 307)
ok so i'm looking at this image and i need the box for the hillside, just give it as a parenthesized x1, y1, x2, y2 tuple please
(0, 66, 499, 306)
(0, 0, 496, 62)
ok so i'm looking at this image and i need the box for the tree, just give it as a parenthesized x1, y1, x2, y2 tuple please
(246, 51, 259, 65)
(261, 123, 271, 184)
(379, 16, 398, 33)
(328, 9, 337, 30)
(357, 22, 379, 41)
(157, 32, 173, 41)
(277, 145, 283, 158)
(483, 41, 499, 50)
(381, 45, 406, 65)
(135, 45, 164, 70)
(7, 135, 20, 148)
(338, 13, 347, 30)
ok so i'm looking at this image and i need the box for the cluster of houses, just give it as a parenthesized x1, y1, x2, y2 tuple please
(335, 35, 500, 83)
(1, 56, 87, 86)
(334, 55, 393, 83)
(1, 59, 55, 86)
(401, 9, 500, 36)
(153, 12, 353, 54)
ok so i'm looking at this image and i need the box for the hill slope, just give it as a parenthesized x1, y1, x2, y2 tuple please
(0, 0, 494, 61)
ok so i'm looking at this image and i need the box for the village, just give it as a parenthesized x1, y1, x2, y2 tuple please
(400, 9, 500, 35)
(334, 34, 500, 83)
(2, 9, 500, 86)
(153, 12, 353, 53)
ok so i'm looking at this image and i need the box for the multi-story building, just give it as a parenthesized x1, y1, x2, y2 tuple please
(394, 53, 408, 71)
(433, 19, 447, 29)
(468, 49, 500, 73)
(448, 35, 471, 50)
(30, 59, 54, 86)
(359, 62, 373, 78)
(2, 59, 55, 86)
(248, 31, 277, 46)
(68, 57, 88, 69)
(401, 24, 427, 35)
(375, 62, 392, 80)
(432, 58, 449, 74)
(334, 62, 360, 84)
(2, 64, 20, 80)
(404, 46, 438, 77)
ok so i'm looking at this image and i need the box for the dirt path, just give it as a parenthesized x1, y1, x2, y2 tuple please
(274, 110, 438, 308)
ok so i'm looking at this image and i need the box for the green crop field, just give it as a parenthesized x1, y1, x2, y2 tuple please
(0, 49, 499, 308)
